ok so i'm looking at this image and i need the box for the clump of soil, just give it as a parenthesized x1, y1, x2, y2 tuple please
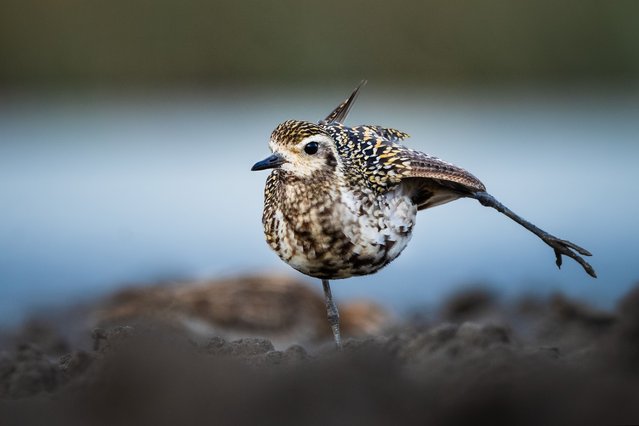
(1, 281, 639, 426)
(91, 275, 391, 347)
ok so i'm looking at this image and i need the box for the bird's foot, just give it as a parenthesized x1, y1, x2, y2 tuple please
(330, 322, 343, 350)
(543, 235, 597, 278)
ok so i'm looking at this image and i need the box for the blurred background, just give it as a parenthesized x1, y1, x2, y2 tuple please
(1, 0, 638, 327)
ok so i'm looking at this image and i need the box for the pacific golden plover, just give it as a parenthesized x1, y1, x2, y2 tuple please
(251, 82, 596, 347)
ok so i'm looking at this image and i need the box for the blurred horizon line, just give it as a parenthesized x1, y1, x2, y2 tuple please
(2, 80, 639, 100)
(1, 1, 638, 89)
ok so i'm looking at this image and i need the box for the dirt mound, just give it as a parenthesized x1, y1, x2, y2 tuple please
(1, 283, 639, 425)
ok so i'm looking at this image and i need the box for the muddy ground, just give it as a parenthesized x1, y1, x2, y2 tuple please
(1, 280, 639, 426)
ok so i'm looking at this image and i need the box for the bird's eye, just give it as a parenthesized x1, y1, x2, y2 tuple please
(304, 142, 319, 155)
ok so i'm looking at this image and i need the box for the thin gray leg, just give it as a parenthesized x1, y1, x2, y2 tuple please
(322, 279, 342, 348)
(471, 191, 596, 278)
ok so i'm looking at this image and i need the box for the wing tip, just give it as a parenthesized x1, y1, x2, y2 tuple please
(321, 80, 368, 125)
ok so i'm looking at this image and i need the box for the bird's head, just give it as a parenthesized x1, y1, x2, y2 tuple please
(251, 81, 366, 178)
(251, 120, 338, 177)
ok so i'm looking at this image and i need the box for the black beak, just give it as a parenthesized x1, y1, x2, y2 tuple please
(251, 153, 285, 171)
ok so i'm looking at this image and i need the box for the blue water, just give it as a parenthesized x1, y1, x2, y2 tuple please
(1, 88, 638, 325)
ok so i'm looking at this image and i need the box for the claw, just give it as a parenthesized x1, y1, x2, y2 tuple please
(556, 238, 592, 256)
(547, 238, 597, 278)
(554, 249, 563, 269)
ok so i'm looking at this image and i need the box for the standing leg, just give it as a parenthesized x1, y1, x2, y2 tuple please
(322, 279, 342, 349)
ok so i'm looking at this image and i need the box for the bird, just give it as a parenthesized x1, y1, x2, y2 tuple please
(251, 81, 596, 348)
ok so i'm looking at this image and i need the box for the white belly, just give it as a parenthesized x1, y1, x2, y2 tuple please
(337, 184, 417, 266)
(265, 181, 418, 280)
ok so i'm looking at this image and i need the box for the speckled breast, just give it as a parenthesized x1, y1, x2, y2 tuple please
(262, 171, 417, 280)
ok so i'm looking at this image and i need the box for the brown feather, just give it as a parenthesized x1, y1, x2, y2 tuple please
(405, 151, 486, 193)
(396, 151, 486, 210)
(321, 80, 367, 124)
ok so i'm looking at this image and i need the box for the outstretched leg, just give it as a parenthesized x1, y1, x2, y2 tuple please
(470, 191, 596, 278)
(322, 279, 342, 348)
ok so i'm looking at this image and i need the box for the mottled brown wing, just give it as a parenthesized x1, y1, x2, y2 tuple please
(326, 122, 485, 209)
(362, 125, 409, 142)
(405, 150, 486, 193)
(399, 149, 486, 210)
